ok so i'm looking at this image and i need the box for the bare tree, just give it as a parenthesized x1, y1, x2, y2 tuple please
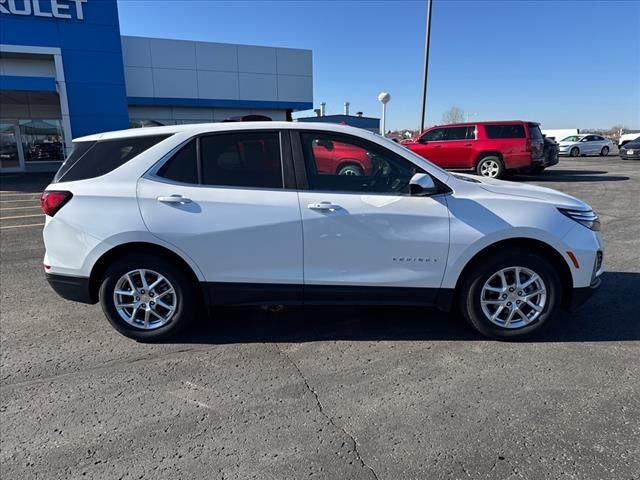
(608, 124, 627, 141)
(442, 106, 465, 124)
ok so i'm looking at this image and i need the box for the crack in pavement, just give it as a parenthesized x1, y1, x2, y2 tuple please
(275, 343, 380, 480)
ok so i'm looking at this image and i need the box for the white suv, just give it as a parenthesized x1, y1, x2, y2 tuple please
(41, 122, 603, 341)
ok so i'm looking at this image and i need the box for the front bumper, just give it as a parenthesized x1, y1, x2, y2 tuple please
(567, 276, 602, 311)
(620, 153, 640, 160)
(45, 272, 96, 304)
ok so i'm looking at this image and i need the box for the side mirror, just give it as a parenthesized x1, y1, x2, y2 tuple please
(409, 173, 438, 196)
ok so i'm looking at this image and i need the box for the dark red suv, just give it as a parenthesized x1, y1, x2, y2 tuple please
(403, 121, 545, 179)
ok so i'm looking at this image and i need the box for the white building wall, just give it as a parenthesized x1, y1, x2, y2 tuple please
(121, 36, 313, 104)
(128, 106, 286, 125)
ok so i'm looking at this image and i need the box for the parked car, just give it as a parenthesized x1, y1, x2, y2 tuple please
(42, 122, 603, 341)
(536, 135, 560, 173)
(311, 138, 374, 176)
(618, 133, 640, 149)
(619, 140, 640, 160)
(402, 121, 545, 179)
(558, 134, 614, 157)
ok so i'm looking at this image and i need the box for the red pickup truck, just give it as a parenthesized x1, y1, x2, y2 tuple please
(402, 121, 545, 179)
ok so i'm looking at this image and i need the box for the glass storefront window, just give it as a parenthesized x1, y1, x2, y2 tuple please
(0, 121, 20, 170)
(19, 119, 64, 162)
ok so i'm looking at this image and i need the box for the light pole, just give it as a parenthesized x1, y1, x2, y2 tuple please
(419, 0, 433, 132)
(378, 92, 391, 136)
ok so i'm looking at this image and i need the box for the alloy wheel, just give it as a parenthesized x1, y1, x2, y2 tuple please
(479, 159, 500, 178)
(338, 165, 363, 176)
(480, 266, 547, 329)
(113, 269, 177, 330)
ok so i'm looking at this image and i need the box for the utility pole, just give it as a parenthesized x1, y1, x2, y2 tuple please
(419, 0, 433, 132)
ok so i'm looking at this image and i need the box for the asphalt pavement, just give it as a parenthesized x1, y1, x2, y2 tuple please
(1, 156, 639, 479)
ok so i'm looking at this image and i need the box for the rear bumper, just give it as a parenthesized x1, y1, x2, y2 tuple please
(45, 272, 95, 304)
(566, 276, 601, 311)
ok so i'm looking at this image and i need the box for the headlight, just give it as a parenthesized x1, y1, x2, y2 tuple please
(558, 208, 600, 231)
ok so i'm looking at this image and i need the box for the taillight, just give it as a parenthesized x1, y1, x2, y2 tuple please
(40, 191, 73, 217)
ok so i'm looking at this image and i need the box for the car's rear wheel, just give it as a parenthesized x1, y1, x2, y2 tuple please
(600, 146, 609, 156)
(337, 163, 364, 176)
(570, 147, 580, 157)
(476, 156, 505, 179)
(458, 249, 562, 339)
(99, 254, 196, 341)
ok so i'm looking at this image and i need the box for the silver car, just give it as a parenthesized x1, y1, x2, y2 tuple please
(558, 134, 614, 157)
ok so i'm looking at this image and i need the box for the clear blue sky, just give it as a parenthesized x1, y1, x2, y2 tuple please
(117, 0, 640, 131)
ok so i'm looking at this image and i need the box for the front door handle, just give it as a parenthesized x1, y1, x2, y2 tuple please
(308, 201, 340, 211)
(464, 143, 473, 147)
(157, 195, 192, 204)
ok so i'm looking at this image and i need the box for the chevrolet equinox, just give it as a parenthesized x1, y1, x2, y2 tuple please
(42, 122, 603, 341)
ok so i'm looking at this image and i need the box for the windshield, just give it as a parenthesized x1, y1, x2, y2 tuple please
(561, 135, 583, 142)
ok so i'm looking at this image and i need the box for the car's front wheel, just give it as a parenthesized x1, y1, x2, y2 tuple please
(99, 254, 196, 341)
(458, 249, 562, 339)
(570, 147, 580, 157)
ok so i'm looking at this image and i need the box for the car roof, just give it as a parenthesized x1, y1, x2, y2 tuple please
(73, 121, 380, 142)
(428, 120, 539, 128)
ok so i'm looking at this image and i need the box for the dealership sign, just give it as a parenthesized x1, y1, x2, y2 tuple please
(0, 0, 87, 20)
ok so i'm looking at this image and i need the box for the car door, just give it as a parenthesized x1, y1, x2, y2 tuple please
(411, 127, 448, 167)
(439, 126, 476, 168)
(580, 135, 596, 154)
(293, 130, 450, 303)
(592, 135, 607, 154)
(137, 130, 303, 304)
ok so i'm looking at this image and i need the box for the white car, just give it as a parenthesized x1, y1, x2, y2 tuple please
(618, 133, 640, 149)
(558, 134, 614, 157)
(41, 122, 603, 341)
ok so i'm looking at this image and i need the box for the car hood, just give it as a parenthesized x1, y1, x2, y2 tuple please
(558, 141, 577, 147)
(453, 173, 590, 210)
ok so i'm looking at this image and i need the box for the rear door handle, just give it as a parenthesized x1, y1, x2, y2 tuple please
(464, 143, 473, 147)
(308, 201, 340, 211)
(157, 195, 192, 204)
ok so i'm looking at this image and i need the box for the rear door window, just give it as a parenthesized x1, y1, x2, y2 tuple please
(484, 124, 526, 139)
(200, 131, 283, 189)
(445, 126, 475, 141)
(157, 140, 198, 184)
(54, 135, 170, 183)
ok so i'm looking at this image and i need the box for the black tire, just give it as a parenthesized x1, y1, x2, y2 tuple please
(337, 163, 364, 176)
(570, 147, 580, 157)
(476, 155, 505, 179)
(99, 253, 196, 341)
(600, 146, 609, 156)
(458, 248, 562, 340)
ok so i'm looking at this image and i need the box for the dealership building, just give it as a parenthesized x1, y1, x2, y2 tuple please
(0, 0, 313, 173)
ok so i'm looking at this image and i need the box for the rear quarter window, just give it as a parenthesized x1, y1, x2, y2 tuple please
(54, 135, 170, 183)
(484, 124, 526, 139)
